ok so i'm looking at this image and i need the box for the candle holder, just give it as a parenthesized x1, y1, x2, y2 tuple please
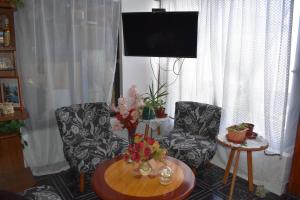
(159, 166, 173, 185)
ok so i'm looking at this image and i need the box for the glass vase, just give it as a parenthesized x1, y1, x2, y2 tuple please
(139, 161, 152, 176)
(127, 127, 136, 145)
(159, 166, 173, 185)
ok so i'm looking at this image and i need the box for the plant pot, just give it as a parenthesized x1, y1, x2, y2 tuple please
(241, 123, 255, 138)
(226, 129, 247, 144)
(155, 107, 167, 118)
(142, 107, 155, 120)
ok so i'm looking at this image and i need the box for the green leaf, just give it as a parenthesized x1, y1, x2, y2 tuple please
(0, 120, 25, 134)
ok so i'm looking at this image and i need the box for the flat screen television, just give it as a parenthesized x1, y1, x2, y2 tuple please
(122, 12, 198, 58)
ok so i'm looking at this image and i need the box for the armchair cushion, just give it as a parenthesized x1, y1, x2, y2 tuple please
(159, 129, 217, 168)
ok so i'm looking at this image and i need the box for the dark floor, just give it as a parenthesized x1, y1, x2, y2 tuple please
(35, 164, 300, 200)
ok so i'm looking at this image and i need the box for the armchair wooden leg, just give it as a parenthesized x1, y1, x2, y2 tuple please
(192, 168, 197, 175)
(79, 171, 85, 193)
(145, 124, 150, 137)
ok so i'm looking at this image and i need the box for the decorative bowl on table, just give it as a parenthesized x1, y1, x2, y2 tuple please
(159, 166, 173, 185)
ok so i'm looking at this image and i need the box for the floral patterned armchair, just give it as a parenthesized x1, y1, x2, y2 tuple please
(0, 185, 62, 200)
(159, 101, 221, 170)
(22, 185, 62, 200)
(55, 102, 127, 192)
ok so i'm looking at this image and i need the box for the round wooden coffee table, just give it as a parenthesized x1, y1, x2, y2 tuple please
(92, 156, 195, 200)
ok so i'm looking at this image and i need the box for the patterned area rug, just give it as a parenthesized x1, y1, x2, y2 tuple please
(35, 164, 299, 200)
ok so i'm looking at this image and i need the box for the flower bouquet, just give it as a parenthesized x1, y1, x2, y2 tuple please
(112, 85, 144, 144)
(124, 133, 167, 176)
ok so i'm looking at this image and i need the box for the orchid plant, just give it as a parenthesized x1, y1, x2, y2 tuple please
(111, 85, 144, 143)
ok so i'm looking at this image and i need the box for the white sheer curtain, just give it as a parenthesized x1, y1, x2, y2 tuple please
(161, 0, 294, 154)
(14, 0, 120, 175)
(161, 0, 296, 194)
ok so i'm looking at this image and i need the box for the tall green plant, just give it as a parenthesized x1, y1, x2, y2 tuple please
(7, 0, 24, 8)
(144, 82, 168, 111)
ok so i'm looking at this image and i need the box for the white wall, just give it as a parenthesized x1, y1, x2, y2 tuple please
(120, 0, 158, 96)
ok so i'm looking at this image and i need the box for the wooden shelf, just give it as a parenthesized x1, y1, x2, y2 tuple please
(0, 1, 14, 8)
(0, 4, 33, 194)
(0, 70, 17, 78)
(0, 46, 16, 51)
(0, 131, 19, 139)
(0, 110, 28, 122)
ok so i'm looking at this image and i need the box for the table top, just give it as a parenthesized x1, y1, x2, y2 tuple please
(217, 134, 269, 151)
(92, 156, 195, 200)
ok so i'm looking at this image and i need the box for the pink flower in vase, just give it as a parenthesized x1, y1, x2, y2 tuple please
(112, 85, 144, 144)
(144, 147, 152, 160)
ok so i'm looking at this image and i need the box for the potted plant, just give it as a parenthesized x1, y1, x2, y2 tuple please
(143, 82, 168, 119)
(155, 99, 167, 118)
(0, 120, 27, 147)
(0, 120, 24, 134)
(241, 122, 255, 138)
(226, 124, 249, 144)
(0, 0, 24, 8)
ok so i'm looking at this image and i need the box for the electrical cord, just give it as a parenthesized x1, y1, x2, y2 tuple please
(149, 57, 158, 82)
(149, 57, 185, 87)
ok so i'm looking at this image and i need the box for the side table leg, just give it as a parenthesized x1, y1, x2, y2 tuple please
(229, 150, 240, 200)
(223, 149, 236, 184)
(145, 124, 150, 137)
(247, 151, 254, 192)
(157, 126, 161, 135)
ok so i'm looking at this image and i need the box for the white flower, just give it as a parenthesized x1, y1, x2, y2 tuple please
(99, 116, 107, 125)
(71, 125, 79, 134)
(92, 157, 101, 166)
(84, 111, 95, 122)
(59, 112, 69, 122)
(187, 152, 196, 160)
(184, 116, 193, 125)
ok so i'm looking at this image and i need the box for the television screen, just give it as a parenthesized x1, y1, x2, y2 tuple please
(122, 12, 198, 58)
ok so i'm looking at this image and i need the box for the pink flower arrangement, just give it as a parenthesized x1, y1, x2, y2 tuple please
(112, 85, 144, 137)
(124, 133, 167, 163)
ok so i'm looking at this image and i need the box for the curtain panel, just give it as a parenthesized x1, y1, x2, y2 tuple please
(161, 0, 294, 154)
(161, 0, 296, 194)
(15, 0, 120, 175)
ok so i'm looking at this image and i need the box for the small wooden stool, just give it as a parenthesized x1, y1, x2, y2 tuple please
(216, 134, 268, 200)
(142, 117, 169, 138)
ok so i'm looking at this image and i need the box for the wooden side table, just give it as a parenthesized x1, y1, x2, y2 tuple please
(216, 134, 268, 200)
(141, 117, 169, 138)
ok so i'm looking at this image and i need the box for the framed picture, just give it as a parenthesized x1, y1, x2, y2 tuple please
(0, 52, 14, 70)
(0, 78, 21, 108)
